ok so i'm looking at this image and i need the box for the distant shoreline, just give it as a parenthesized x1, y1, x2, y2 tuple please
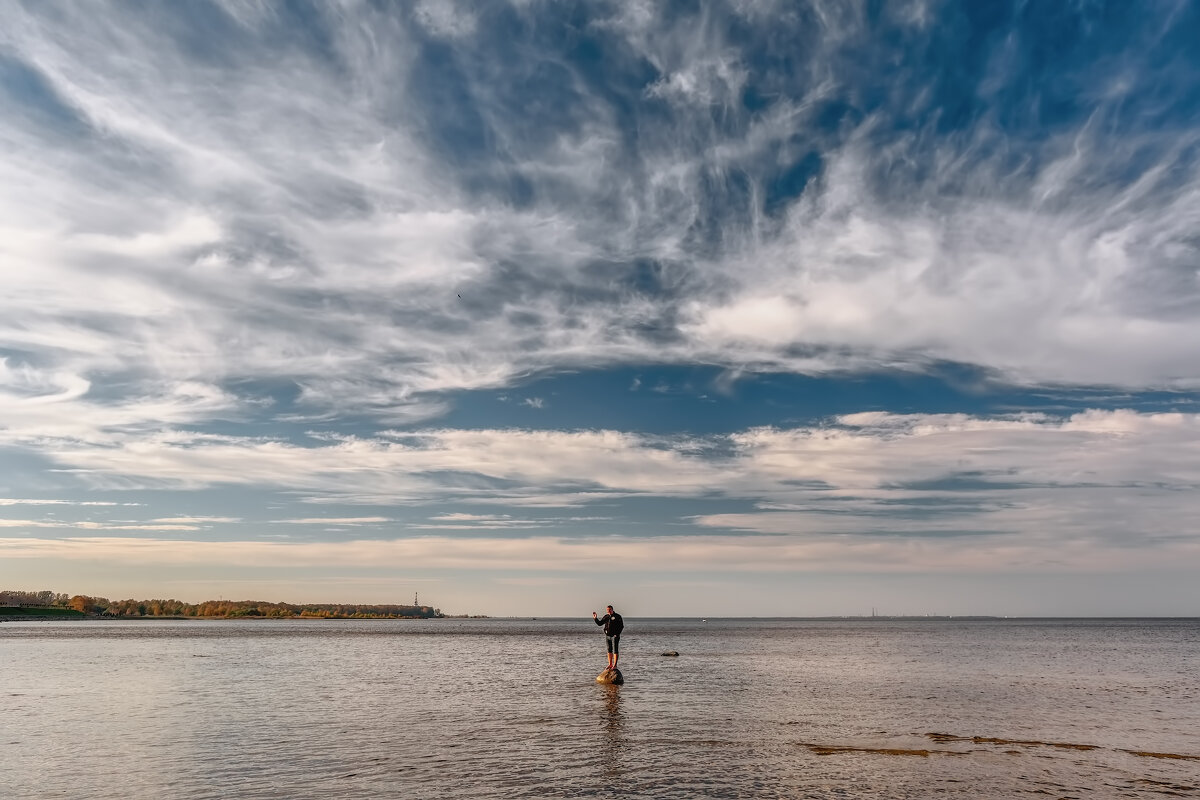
(0, 612, 462, 621)
(0, 593, 445, 619)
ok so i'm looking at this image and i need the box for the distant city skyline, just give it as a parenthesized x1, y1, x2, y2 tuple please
(2, 1, 1198, 616)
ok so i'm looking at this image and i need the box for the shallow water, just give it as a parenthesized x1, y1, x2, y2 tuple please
(2, 617, 1197, 798)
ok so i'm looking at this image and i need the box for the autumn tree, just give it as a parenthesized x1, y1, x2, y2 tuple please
(67, 595, 94, 614)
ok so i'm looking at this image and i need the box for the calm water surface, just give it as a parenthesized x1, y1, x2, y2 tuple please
(2, 618, 1198, 798)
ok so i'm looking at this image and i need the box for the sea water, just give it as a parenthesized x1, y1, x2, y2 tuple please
(1, 617, 1197, 798)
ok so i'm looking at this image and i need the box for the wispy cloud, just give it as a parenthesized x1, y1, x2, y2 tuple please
(3, 1, 1198, 454)
(0, 410, 1195, 563)
(410, 512, 613, 530)
(270, 517, 392, 526)
(2, 532, 1196, 574)
(0, 520, 200, 532)
(0, 498, 138, 507)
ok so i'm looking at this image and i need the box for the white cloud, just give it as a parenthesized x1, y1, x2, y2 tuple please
(429, 513, 511, 521)
(0, 520, 199, 532)
(0, 498, 132, 507)
(409, 512, 610, 530)
(10, 412, 1200, 509)
(0, 409, 1194, 565)
(2, 531, 1196, 574)
(646, 55, 748, 109)
(677, 134, 1200, 387)
(412, 0, 477, 39)
(270, 517, 392, 525)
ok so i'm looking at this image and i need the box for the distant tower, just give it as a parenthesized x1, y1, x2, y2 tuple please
(414, 592, 419, 607)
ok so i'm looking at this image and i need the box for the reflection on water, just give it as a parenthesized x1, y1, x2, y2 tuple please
(600, 684, 625, 780)
(1, 617, 1197, 799)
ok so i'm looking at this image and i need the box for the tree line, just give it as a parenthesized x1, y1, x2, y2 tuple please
(1, 589, 440, 618)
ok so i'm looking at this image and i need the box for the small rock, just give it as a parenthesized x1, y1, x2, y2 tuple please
(661, 650, 679, 657)
(596, 668, 624, 685)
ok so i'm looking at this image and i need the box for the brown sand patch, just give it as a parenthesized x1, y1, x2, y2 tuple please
(926, 733, 1097, 751)
(1123, 750, 1200, 761)
(801, 743, 932, 757)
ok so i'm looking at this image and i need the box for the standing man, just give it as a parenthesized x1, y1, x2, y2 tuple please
(592, 604, 624, 670)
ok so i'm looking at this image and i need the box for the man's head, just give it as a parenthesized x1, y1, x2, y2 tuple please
(606, 605, 614, 613)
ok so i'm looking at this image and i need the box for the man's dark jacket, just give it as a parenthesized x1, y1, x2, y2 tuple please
(595, 612, 624, 636)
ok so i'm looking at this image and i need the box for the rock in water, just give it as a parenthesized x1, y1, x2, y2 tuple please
(661, 650, 679, 657)
(596, 668, 624, 685)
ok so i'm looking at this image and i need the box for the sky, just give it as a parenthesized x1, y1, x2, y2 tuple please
(2, 0, 1199, 617)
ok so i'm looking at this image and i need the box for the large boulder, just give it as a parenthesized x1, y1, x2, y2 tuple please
(596, 667, 624, 685)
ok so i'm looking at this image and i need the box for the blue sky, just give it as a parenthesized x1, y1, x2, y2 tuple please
(2, 1, 1199, 615)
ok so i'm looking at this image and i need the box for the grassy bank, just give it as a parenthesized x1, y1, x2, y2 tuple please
(0, 606, 86, 619)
